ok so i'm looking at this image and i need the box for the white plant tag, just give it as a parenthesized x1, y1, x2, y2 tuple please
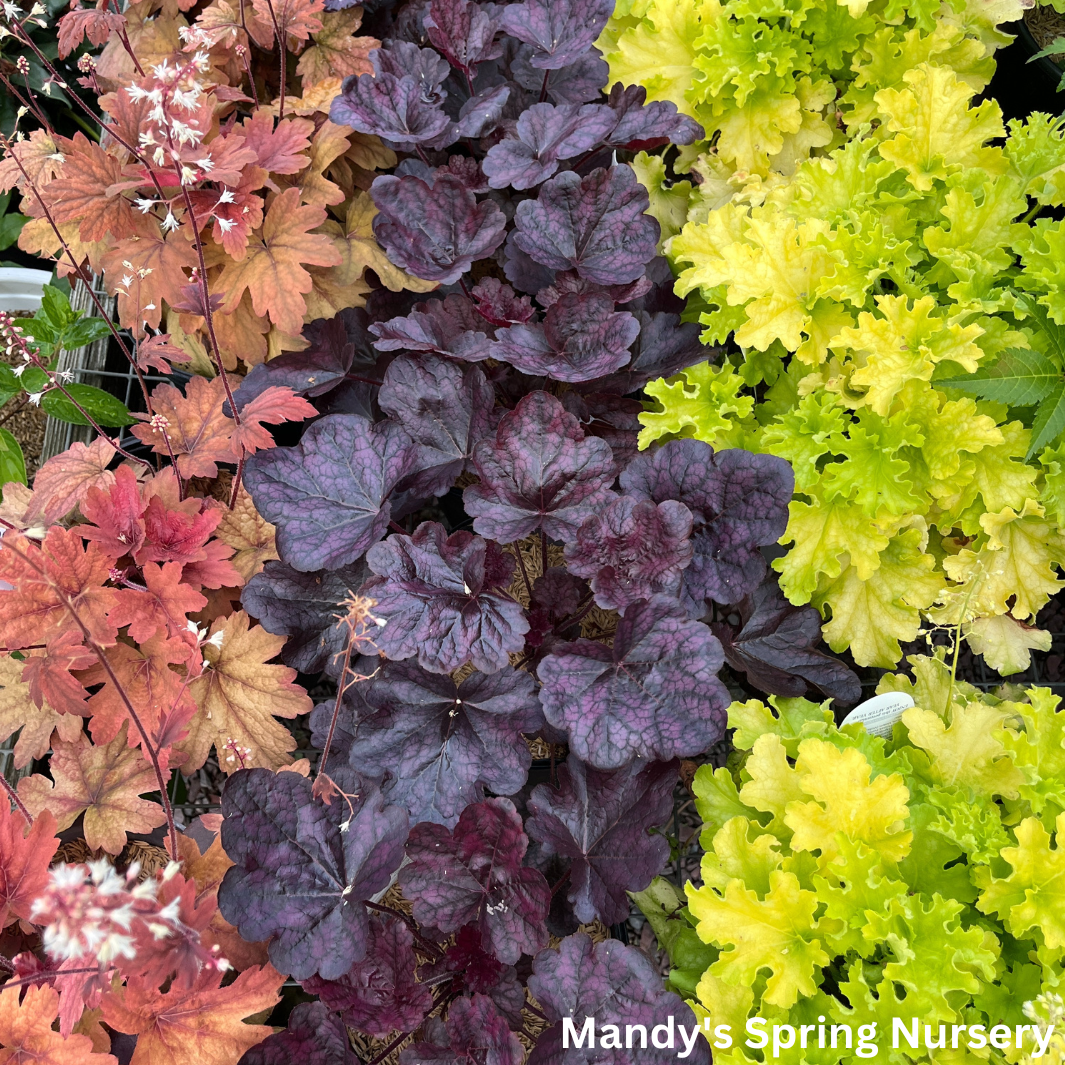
(839, 691, 915, 739)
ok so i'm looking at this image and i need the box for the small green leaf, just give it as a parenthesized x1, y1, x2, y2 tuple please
(1030, 380, 1065, 457)
(1019, 294, 1065, 361)
(0, 213, 26, 252)
(36, 284, 78, 333)
(946, 347, 1061, 407)
(0, 427, 26, 488)
(41, 384, 134, 427)
(17, 366, 50, 394)
(57, 317, 113, 352)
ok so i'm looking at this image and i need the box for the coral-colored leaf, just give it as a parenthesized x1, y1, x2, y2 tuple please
(0, 984, 116, 1065)
(230, 386, 317, 455)
(19, 722, 166, 854)
(251, 0, 323, 45)
(101, 964, 283, 1065)
(0, 802, 58, 929)
(57, 7, 126, 56)
(0, 528, 118, 650)
(20, 630, 95, 717)
(241, 112, 313, 175)
(26, 439, 118, 525)
(102, 230, 198, 333)
(109, 561, 208, 643)
(0, 653, 84, 769)
(131, 377, 237, 479)
(216, 187, 342, 334)
(80, 464, 146, 560)
(180, 610, 313, 774)
(46, 133, 136, 243)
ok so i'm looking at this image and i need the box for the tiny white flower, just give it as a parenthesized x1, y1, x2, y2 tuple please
(26, 391, 42, 405)
(217, 188, 236, 204)
(135, 197, 155, 213)
(11, 363, 25, 378)
(161, 211, 179, 232)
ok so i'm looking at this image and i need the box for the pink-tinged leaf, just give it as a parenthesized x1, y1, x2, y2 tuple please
(26, 438, 118, 525)
(229, 386, 317, 456)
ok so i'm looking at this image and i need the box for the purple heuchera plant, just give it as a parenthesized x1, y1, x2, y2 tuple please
(225, 0, 861, 1055)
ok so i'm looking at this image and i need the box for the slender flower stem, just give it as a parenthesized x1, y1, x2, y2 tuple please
(228, 449, 246, 510)
(260, 0, 287, 119)
(0, 966, 103, 991)
(0, 537, 179, 860)
(0, 774, 32, 824)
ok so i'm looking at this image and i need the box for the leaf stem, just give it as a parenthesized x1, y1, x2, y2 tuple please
(366, 1031, 409, 1065)
(0, 773, 32, 824)
(365, 899, 444, 959)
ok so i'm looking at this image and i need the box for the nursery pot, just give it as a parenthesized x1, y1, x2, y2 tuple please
(0, 266, 51, 313)
(987, 15, 1064, 120)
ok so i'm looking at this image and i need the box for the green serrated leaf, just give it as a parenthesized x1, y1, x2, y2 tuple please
(41, 384, 134, 427)
(1030, 379, 1065, 457)
(945, 347, 1061, 407)
(0, 213, 26, 252)
(0, 427, 26, 488)
(1019, 293, 1065, 362)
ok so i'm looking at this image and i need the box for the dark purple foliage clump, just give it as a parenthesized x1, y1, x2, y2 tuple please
(226, 0, 860, 1055)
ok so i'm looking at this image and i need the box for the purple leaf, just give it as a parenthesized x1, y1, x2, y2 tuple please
(301, 915, 433, 1038)
(241, 560, 369, 674)
(418, 926, 526, 1027)
(513, 167, 659, 285)
(378, 355, 498, 497)
(399, 798, 550, 963)
(537, 595, 728, 768)
(511, 46, 608, 105)
(363, 521, 529, 673)
(308, 659, 382, 755)
(560, 392, 643, 468)
(372, 172, 507, 284)
(499, 0, 614, 69)
(243, 414, 419, 572)
(343, 660, 543, 827)
(450, 83, 511, 140)
(602, 83, 703, 150)
(400, 994, 524, 1065)
(621, 440, 794, 611)
(237, 1002, 358, 1065)
(218, 769, 409, 981)
(526, 755, 675, 925)
(711, 577, 861, 705)
(470, 279, 535, 327)
(370, 295, 494, 362)
(331, 44, 452, 151)
(231, 310, 379, 413)
(592, 312, 705, 394)
(562, 496, 693, 611)
(482, 102, 616, 190)
(490, 292, 639, 382)
(424, 0, 502, 75)
(527, 934, 709, 1065)
(502, 231, 557, 294)
(464, 391, 616, 543)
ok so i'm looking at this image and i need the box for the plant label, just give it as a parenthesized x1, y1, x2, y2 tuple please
(840, 691, 915, 738)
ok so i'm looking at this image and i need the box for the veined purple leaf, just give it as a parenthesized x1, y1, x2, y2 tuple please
(244, 414, 419, 572)
(241, 560, 369, 675)
(483, 102, 616, 190)
(502, 231, 557, 295)
(344, 661, 543, 827)
(526, 755, 675, 925)
(400, 994, 523, 1065)
(537, 595, 728, 768)
(602, 83, 703, 149)
(513, 167, 659, 285)
(372, 172, 507, 284)
(399, 798, 550, 964)
(450, 84, 511, 140)
(237, 1002, 358, 1065)
(711, 577, 861, 705)
(527, 934, 709, 1065)
(363, 522, 529, 673)
(499, 0, 614, 69)
(592, 312, 705, 394)
(490, 292, 638, 382)
(301, 915, 433, 1038)
(424, 0, 502, 75)
(470, 279, 535, 327)
(378, 355, 498, 497)
(621, 440, 794, 611)
(218, 769, 408, 981)
(374, 40, 450, 102)
(370, 295, 494, 362)
(562, 496, 693, 611)
(231, 310, 379, 412)
(331, 54, 450, 151)
(511, 46, 608, 105)
(560, 392, 643, 468)
(419, 926, 526, 1027)
(464, 391, 616, 543)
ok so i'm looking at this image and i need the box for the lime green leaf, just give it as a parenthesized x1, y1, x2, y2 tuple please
(999, 688, 1065, 819)
(965, 614, 1052, 677)
(897, 801, 978, 903)
(728, 696, 834, 757)
(692, 763, 762, 844)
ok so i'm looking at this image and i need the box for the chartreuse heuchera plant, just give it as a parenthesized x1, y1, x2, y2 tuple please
(637, 653, 1065, 1065)
(602, 0, 1065, 672)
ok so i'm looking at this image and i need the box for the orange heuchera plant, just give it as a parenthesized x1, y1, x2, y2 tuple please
(0, 0, 430, 1057)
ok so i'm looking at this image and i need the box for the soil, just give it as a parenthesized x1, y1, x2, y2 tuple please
(1025, 4, 1065, 63)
